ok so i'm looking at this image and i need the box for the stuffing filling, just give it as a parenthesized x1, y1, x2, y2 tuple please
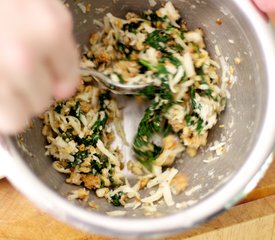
(42, 2, 227, 212)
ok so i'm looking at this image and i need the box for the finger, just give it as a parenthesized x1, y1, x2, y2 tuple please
(0, 38, 33, 134)
(11, 0, 79, 100)
(47, 0, 74, 34)
(0, 81, 31, 134)
(47, 0, 80, 99)
(0, 39, 53, 116)
(17, 0, 73, 43)
(13, 61, 54, 115)
(49, 36, 80, 100)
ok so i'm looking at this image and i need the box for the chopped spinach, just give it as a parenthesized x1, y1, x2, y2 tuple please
(123, 21, 141, 33)
(163, 121, 173, 136)
(91, 160, 103, 175)
(181, 72, 187, 82)
(61, 129, 73, 140)
(139, 85, 158, 100)
(192, 43, 200, 54)
(159, 54, 181, 67)
(173, 44, 184, 52)
(54, 102, 64, 114)
(138, 59, 169, 77)
(166, 24, 174, 31)
(69, 101, 82, 120)
(117, 42, 128, 53)
(185, 114, 192, 126)
(138, 59, 156, 71)
(70, 158, 83, 168)
(144, 30, 170, 51)
(156, 64, 169, 75)
(180, 32, 185, 40)
(82, 93, 110, 147)
(110, 191, 124, 206)
(115, 73, 125, 83)
(133, 79, 174, 170)
(76, 150, 88, 159)
(70, 150, 88, 168)
(117, 42, 135, 58)
(82, 111, 108, 146)
(143, 12, 167, 25)
(90, 156, 109, 175)
(99, 92, 110, 108)
(197, 67, 213, 97)
(190, 87, 197, 109)
(205, 88, 213, 97)
(196, 118, 204, 133)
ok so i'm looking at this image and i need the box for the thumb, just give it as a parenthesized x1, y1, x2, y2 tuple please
(253, 0, 275, 13)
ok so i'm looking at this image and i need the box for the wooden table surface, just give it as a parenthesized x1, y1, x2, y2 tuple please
(0, 159, 275, 240)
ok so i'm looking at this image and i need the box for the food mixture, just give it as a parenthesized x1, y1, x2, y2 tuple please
(42, 2, 228, 214)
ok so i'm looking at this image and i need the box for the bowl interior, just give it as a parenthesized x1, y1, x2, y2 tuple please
(12, 0, 266, 218)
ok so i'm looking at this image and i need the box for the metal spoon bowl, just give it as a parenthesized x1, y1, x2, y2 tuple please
(80, 68, 149, 95)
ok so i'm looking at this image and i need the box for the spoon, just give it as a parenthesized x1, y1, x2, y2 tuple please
(80, 68, 149, 95)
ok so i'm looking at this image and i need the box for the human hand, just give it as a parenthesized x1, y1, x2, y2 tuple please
(254, 0, 275, 25)
(0, 0, 79, 134)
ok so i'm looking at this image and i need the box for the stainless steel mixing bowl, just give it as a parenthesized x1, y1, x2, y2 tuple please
(1, 0, 275, 238)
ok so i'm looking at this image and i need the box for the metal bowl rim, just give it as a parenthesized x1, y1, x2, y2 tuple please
(2, 0, 275, 237)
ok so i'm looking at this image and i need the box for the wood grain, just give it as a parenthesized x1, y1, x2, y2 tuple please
(0, 179, 110, 240)
(170, 195, 275, 240)
(0, 159, 274, 240)
(240, 159, 275, 204)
